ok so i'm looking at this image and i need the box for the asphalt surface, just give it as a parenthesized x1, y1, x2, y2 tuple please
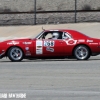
(0, 56, 100, 100)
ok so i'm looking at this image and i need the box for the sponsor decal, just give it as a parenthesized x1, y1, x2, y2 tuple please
(23, 42, 32, 45)
(87, 40, 93, 43)
(7, 41, 19, 45)
(25, 51, 31, 56)
(46, 47, 54, 52)
(44, 41, 55, 47)
(25, 47, 29, 51)
(36, 40, 43, 54)
(78, 39, 85, 42)
(37, 46, 42, 48)
(65, 39, 77, 45)
(68, 40, 75, 44)
(89, 43, 98, 45)
(25, 47, 31, 56)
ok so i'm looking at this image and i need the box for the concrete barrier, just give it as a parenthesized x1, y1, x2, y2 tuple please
(0, 0, 100, 12)
(0, 0, 100, 25)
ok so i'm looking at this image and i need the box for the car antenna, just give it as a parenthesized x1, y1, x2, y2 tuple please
(42, 27, 45, 31)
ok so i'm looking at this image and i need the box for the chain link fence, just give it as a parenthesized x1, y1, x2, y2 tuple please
(0, 0, 100, 25)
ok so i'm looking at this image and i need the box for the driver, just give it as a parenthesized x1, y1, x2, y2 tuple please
(52, 32, 59, 39)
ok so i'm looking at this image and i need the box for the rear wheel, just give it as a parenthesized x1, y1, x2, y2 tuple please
(74, 45, 90, 60)
(7, 47, 23, 62)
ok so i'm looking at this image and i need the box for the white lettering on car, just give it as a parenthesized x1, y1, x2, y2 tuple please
(78, 39, 85, 42)
(87, 40, 93, 43)
(7, 41, 19, 45)
(23, 42, 32, 45)
(89, 43, 98, 45)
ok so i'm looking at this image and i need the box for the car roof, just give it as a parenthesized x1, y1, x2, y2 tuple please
(44, 29, 89, 39)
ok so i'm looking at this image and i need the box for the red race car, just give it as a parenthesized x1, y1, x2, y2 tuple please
(0, 29, 100, 61)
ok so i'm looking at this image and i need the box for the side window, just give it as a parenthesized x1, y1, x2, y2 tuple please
(62, 32, 71, 39)
(38, 31, 63, 40)
(52, 32, 63, 39)
(45, 33, 52, 39)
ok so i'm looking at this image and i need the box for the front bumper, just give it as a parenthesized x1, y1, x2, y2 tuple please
(0, 52, 5, 59)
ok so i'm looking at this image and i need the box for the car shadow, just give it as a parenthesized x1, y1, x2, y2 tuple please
(0, 59, 100, 63)
(0, 58, 80, 63)
(0, 57, 100, 63)
(28, 58, 95, 62)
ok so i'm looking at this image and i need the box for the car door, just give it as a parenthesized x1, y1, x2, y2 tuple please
(34, 31, 67, 57)
(43, 39, 65, 56)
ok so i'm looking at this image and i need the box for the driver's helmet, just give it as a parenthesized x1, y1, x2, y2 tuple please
(52, 32, 59, 39)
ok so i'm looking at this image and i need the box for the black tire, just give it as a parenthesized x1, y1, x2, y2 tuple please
(74, 45, 90, 60)
(7, 47, 23, 62)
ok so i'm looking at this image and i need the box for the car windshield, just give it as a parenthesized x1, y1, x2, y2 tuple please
(34, 31, 44, 39)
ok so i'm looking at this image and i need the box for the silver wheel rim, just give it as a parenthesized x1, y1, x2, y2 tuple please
(10, 47, 23, 61)
(75, 46, 88, 60)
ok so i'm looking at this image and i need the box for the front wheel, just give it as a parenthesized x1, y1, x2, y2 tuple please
(74, 45, 90, 60)
(7, 47, 24, 62)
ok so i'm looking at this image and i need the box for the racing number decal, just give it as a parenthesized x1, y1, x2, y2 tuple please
(44, 41, 55, 47)
(44, 41, 55, 52)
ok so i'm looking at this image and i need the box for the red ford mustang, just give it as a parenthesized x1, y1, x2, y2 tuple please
(0, 29, 100, 61)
